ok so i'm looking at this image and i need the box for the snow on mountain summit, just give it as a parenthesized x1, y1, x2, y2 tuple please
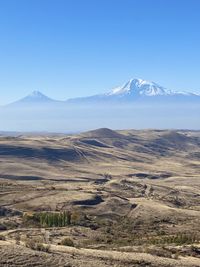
(7, 90, 58, 106)
(108, 78, 172, 97)
(22, 90, 54, 101)
(20, 90, 55, 102)
(5, 78, 200, 107)
(107, 78, 200, 98)
(28, 90, 48, 98)
(66, 77, 200, 105)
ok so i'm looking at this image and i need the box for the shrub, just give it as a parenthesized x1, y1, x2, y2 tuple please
(15, 233, 21, 245)
(103, 173, 112, 180)
(60, 237, 74, 247)
(145, 247, 173, 258)
(25, 237, 50, 252)
(0, 235, 5, 241)
(36, 243, 50, 252)
(23, 212, 40, 227)
(0, 224, 7, 231)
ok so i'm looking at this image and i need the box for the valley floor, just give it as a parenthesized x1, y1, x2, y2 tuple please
(0, 128, 200, 266)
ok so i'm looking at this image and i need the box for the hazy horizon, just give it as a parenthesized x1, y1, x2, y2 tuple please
(0, 102, 199, 132)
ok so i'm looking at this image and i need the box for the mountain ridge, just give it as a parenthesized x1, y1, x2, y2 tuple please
(3, 78, 200, 106)
(66, 78, 200, 104)
(107, 78, 200, 97)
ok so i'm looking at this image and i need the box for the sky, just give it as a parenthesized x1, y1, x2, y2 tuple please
(0, 0, 200, 104)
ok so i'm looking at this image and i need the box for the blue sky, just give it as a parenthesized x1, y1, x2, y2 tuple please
(0, 0, 200, 104)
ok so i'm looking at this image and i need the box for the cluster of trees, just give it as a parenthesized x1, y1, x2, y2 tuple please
(23, 210, 86, 228)
(39, 211, 72, 227)
(23, 211, 74, 227)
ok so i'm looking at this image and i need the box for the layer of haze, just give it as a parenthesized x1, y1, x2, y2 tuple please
(0, 103, 199, 132)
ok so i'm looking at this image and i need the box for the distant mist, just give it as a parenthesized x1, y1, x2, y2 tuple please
(0, 103, 199, 132)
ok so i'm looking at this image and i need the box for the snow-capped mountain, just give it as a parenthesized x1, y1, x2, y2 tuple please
(4, 78, 200, 107)
(6, 90, 61, 107)
(107, 78, 172, 96)
(16, 90, 54, 103)
(67, 78, 200, 104)
(1, 78, 200, 131)
(26, 90, 52, 100)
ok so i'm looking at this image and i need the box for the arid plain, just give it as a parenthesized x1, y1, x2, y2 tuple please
(0, 128, 200, 266)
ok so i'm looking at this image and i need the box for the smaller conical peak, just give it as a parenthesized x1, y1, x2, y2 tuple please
(21, 90, 54, 102)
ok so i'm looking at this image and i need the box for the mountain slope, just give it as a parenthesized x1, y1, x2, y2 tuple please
(67, 78, 200, 104)
(107, 78, 171, 96)
(4, 78, 200, 107)
(7, 91, 61, 107)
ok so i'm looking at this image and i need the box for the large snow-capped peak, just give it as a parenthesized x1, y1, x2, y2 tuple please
(107, 78, 172, 97)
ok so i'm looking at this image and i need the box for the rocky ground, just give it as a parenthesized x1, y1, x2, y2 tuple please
(0, 128, 200, 266)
